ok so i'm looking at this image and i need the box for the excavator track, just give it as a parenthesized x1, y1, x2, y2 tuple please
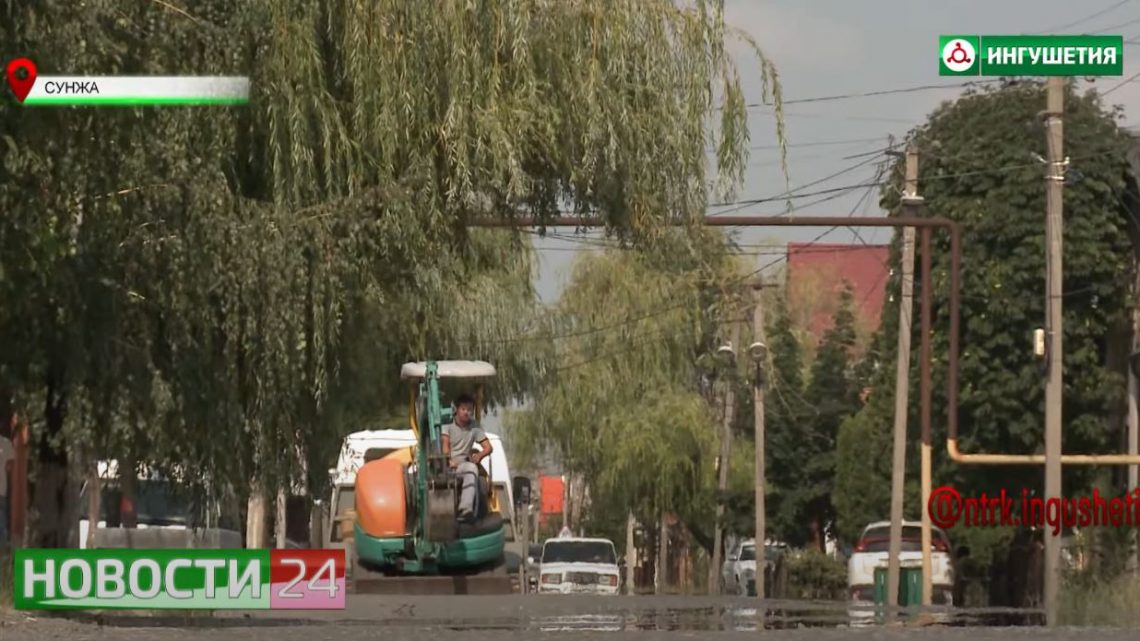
(350, 550, 517, 595)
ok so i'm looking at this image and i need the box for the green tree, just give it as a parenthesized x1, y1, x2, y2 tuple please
(795, 285, 859, 550)
(1, 0, 784, 544)
(725, 288, 811, 542)
(726, 285, 861, 548)
(508, 229, 752, 551)
(845, 80, 1134, 564)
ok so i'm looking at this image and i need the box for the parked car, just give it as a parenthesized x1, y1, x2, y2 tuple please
(847, 520, 956, 607)
(537, 536, 621, 595)
(721, 538, 786, 596)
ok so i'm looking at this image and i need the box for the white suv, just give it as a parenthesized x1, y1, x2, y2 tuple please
(847, 520, 956, 606)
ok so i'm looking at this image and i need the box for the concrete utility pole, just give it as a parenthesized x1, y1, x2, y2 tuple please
(710, 319, 741, 594)
(887, 143, 920, 613)
(1043, 75, 1066, 627)
(1130, 285, 1140, 574)
(751, 279, 767, 605)
(1130, 196, 1140, 576)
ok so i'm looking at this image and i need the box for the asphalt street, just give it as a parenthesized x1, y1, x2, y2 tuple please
(3, 595, 1137, 640)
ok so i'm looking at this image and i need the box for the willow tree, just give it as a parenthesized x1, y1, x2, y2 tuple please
(1, 0, 781, 544)
(507, 228, 754, 551)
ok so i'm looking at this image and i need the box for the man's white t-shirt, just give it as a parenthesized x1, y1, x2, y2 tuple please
(0, 436, 13, 498)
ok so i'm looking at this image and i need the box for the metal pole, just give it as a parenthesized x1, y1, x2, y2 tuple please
(626, 510, 637, 595)
(521, 502, 531, 591)
(919, 227, 934, 607)
(752, 279, 767, 611)
(1043, 75, 1065, 627)
(711, 320, 740, 594)
(888, 144, 920, 614)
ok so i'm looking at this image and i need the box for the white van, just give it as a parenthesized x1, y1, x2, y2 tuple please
(325, 428, 517, 548)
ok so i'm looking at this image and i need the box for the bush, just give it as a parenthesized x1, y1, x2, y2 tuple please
(785, 550, 847, 601)
(1059, 572, 1140, 627)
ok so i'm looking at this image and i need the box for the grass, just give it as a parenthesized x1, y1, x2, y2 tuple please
(1059, 572, 1140, 627)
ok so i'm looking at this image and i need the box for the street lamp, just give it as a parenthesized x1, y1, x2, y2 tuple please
(717, 341, 737, 361)
(748, 341, 767, 363)
(748, 341, 767, 388)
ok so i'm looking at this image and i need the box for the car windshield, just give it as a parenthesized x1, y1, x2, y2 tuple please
(739, 545, 756, 561)
(542, 541, 616, 565)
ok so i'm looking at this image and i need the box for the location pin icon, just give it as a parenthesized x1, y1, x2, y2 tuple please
(6, 58, 37, 103)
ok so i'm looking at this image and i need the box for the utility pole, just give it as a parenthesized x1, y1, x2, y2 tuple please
(1043, 75, 1066, 627)
(1130, 285, 1140, 574)
(751, 279, 767, 606)
(1129, 229, 1140, 575)
(887, 143, 920, 613)
(710, 319, 741, 594)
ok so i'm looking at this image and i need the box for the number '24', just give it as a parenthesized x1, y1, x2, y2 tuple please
(277, 558, 338, 598)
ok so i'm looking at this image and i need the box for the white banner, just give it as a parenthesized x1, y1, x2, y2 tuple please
(24, 76, 249, 105)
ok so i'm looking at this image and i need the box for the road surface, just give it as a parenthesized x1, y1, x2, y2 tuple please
(3, 595, 1135, 640)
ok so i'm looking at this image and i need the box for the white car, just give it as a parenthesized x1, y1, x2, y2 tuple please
(721, 538, 759, 595)
(847, 520, 956, 607)
(537, 536, 621, 594)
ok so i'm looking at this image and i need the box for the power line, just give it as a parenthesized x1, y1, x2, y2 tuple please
(499, 145, 1135, 345)
(709, 150, 890, 212)
(710, 145, 1131, 212)
(708, 136, 886, 153)
(1091, 15, 1140, 33)
(1101, 69, 1140, 95)
(1028, 1, 1133, 34)
(737, 80, 1001, 111)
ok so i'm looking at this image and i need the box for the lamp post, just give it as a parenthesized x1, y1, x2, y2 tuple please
(750, 280, 768, 612)
(710, 336, 738, 595)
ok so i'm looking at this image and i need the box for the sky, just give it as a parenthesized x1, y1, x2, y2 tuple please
(489, 0, 1140, 455)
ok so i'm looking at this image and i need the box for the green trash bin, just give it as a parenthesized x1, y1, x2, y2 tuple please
(900, 567, 922, 606)
(873, 566, 923, 607)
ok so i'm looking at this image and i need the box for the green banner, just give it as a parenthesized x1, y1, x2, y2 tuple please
(940, 35, 1124, 76)
(14, 548, 270, 610)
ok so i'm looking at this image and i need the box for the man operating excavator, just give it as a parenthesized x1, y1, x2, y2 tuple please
(441, 393, 493, 522)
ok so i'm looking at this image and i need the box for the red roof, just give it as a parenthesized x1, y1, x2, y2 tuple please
(785, 243, 890, 343)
